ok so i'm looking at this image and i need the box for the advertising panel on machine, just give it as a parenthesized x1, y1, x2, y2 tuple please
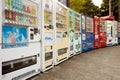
(2, 26, 28, 49)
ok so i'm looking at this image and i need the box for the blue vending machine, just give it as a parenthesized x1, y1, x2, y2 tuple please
(81, 15, 87, 52)
(86, 17, 94, 50)
(118, 22, 120, 45)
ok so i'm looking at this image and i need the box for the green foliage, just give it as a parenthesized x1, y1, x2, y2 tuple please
(70, 0, 100, 17)
(100, 0, 118, 20)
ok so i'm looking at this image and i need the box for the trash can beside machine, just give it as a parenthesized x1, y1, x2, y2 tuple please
(74, 12, 82, 54)
(1, 0, 41, 80)
(54, 1, 69, 65)
(68, 9, 75, 57)
(86, 17, 94, 51)
(40, 0, 55, 72)
(93, 17, 100, 49)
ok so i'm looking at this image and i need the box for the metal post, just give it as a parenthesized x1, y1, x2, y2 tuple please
(109, 0, 112, 16)
(119, 0, 120, 21)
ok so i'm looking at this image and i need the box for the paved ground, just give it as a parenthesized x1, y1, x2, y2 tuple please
(29, 46, 120, 80)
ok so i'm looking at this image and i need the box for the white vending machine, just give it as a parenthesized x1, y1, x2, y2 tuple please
(68, 9, 75, 57)
(74, 12, 81, 54)
(106, 20, 113, 46)
(54, 1, 69, 65)
(112, 21, 118, 45)
(0, 0, 41, 80)
(40, 0, 55, 72)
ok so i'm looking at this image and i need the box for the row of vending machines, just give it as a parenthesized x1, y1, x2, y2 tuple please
(0, 0, 120, 80)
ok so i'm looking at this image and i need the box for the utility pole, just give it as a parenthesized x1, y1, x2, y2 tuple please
(109, 0, 112, 16)
(119, 0, 120, 21)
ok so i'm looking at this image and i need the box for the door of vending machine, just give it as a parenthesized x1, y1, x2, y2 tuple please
(118, 22, 120, 45)
(99, 18, 106, 47)
(81, 15, 87, 52)
(41, 0, 55, 72)
(74, 12, 81, 54)
(94, 17, 100, 49)
(68, 9, 75, 57)
(1, 0, 41, 80)
(112, 21, 118, 45)
(54, 1, 69, 65)
(86, 17, 94, 51)
(106, 20, 113, 46)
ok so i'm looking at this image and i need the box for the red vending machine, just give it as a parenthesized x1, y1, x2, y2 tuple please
(94, 17, 100, 49)
(99, 18, 107, 47)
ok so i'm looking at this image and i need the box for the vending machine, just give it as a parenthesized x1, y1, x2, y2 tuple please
(54, 1, 69, 65)
(93, 17, 100, 49)
(1, 0, 41, 80)
(86, 17, 94, 50)
(74, 12, 81, 54)
(41, 0, 55, 72)
(112, 21, 118, 45)
(81, 15, 87, 52)
(99, 18, 106, 47)
(68, 9, 75, 57)
(118, 22, 120, 45)
(106, 20, 113, 46)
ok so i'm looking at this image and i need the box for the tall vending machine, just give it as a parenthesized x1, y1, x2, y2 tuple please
(0, 0, 41, 80)
(68, 9, 75, 57)
(106, 20, 113, 46)
(81, 15, 87, 52)
(93, 17, 100, 49)
(99, 18, 106, 47)
(41, 0, 55, 72)
(118, 22, 120, 45)
(112, 21, 118, 45)
(54, 1, 69, 65)
(86, 17, 94, 50)
(74, 12, 81, 54)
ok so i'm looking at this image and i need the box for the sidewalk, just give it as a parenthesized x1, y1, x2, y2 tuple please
(29, 46, 120, 80)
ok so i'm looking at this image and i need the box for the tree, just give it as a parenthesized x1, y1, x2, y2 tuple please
(70, 0, 100, 17)
(100, 0, 118, 20)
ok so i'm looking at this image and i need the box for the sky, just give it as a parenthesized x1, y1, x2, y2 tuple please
(92, 0, 103, 7)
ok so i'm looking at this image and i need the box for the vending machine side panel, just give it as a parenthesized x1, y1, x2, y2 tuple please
(0, 0, 2, 79)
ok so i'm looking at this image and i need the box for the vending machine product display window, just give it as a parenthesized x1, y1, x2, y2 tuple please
(68, 9, 75, 57)
(74, 12, 81, 53)
(0, 0, 41, 80)
(54, 1, 69, 65)
(86, 17, 94, 50)
(41, 0, 54, 72)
